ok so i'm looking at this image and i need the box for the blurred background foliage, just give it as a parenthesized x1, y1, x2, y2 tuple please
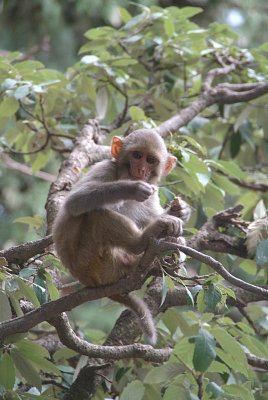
(1, 0, 268, 70)
(1, 0, 268, 248)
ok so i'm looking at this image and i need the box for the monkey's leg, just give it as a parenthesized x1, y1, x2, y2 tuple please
(142, 214, 183, 240)
(87, 210, 183, 255)
(83, 210, 158, 344)
(85, 209, 147, 255)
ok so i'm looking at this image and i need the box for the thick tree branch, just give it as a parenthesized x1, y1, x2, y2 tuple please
(189, 205, 249, 257)
(0, 235, 53, 264)
(45, 119, 110, 233)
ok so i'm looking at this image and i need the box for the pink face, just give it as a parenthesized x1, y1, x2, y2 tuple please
(129, 150, 159, 181)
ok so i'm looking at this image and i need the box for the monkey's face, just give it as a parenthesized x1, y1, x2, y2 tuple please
(128, 150, 160, 182)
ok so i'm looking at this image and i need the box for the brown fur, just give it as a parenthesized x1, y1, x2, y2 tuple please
(53, 129, 190, 345)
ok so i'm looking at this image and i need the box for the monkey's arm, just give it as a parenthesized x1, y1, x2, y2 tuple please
(65, 180, 152, 216)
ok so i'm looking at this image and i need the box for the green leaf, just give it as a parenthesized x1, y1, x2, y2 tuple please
(160, 273, 169, 307)
(96, 86, 108, 120)
(164, 18, 175, 37)
(195, 172, 210, 187)
(14, 215, 43, 232)
(123, 12, 148, 30)
(121, 380, 145, 400)
(212, 327, 249, 377)
(163, 384, 191, 400)
(0, 291, 12, 322)
(53, 347, 77, 362)
(196, 289, 205, 312)
(15, 340, 61, 376)
(202, 182, 224, 214)
(204, 284, 222, 312)
(84, 26, 115, 40)
(15, 60, 44, 72)
(129, 106, 146, 121)
(15, 277, 40, 307)
(0, 96, 19, 116)
(236, 191, 260, 216)
(184, 154, 209, 175)
(206, 382, 225, 398)
(256, 239, 268, 267)
(8, 292, 23, 317)
(144, 363, 185, 384)
(254, 200, 267, 219)
(80, 55, 99, 65)
(192, 329, 216, 372)
(16, 339, 50, 359)
(207, 360, 230, 374)
(11, 349, 41, 390)
(45, 272, 59, 300)
(230, 131, 242, 158)
(223, 384, 254, 400)
(31, 151, 51, 174)
(209, 160, 245, 178)
(213, 174, 240, 196)
(0, 353, 15, 390)
(14, 85, 31, 100)
(119, 7, 132, 23)
(33, 275, 47, 305)
(1, 78, 17, 90)
(178, 6, 203, 18)
(173, 337, 195, 369)
(111, 58, 138, 66)
(124, 35, 143, 43)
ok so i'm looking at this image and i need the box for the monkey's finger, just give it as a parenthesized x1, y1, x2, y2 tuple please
(167, 219, 182, 236)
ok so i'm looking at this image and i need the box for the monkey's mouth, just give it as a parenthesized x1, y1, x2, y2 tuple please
(131, 175, 149, 182)
(128, 166, 150, 181)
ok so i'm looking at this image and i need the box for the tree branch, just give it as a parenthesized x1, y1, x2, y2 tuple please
(156, 74, 268, 137)
(50, 312, 171, 362)
(0, 235, 53, 264)
(1, 154, 56, 182)
(45, 119, 110, 233)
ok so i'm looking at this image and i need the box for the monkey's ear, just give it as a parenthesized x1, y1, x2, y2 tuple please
(164, 155, 177, 175)
(111, 136, 123, 158)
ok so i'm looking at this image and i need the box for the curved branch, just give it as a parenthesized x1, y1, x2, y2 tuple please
(156, 81, 268, 138)
(50, 313, 171, 362)
(177, 243, 268, 298)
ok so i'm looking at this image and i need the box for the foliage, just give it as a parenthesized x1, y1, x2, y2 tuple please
(0, 4, 268, 399)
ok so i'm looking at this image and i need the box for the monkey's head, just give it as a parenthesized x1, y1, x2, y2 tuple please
(111, 129, 177, 184)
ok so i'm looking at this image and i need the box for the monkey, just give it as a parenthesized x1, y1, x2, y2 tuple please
(52, 128, 191, 345)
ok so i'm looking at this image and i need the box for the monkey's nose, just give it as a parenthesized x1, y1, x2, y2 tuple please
(138, 169, 146, 179)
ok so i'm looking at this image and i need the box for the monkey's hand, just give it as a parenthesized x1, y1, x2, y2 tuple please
(130, 181, 154, 202)
(167, 196, 191, 223)
(148, 215, 183, 239)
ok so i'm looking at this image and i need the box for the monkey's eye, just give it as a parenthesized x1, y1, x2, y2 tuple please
(132, 151, 143, 159)
(147, 155, 158, 165)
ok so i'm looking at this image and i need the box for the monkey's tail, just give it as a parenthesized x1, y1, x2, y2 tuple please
(110, 293, 157, 346)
